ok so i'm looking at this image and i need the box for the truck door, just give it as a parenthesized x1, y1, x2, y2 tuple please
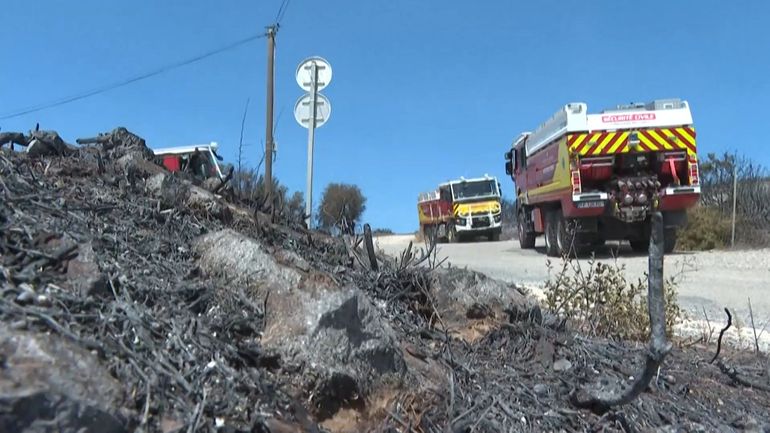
(521, 146, 541, 192)
(514, 145, 532, 191)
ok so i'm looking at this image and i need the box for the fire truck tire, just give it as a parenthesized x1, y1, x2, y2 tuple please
(447, 225, 459, 243)
(629, 230, 677, 253)
(544, 211, 560, 257)
(664, 229, 677, 254)
(629, 240, 648, 253)
(590, 239, 606, 247)
(518, 218, 536, 249)
(432, 224, 445, 243)
(421, 225, 434, 243)
(555, 211, 577, 257)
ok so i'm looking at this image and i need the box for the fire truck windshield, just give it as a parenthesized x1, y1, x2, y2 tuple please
(452, 180, 498, 201)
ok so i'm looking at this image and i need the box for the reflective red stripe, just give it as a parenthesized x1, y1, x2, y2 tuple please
(688, 156, 699, 185)
(571, 171, 581, 193)
(670, 128, 696, 154)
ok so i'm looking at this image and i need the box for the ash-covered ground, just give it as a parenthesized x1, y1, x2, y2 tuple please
(1, 130, 768, 433)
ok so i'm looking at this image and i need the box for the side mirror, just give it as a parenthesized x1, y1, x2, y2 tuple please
(505, 161, 513, 176)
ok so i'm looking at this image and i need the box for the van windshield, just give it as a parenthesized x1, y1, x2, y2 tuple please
(452, 180, 498, 200)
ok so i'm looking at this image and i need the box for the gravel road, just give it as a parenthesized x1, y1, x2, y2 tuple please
(376, 235, 770, 334)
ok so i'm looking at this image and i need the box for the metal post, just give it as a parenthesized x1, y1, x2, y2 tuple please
(305, 63, 319, 228)
(264, 26, 276, 200)
(731, 155, 738, 247)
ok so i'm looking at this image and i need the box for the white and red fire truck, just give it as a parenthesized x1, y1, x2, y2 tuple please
(504, 99, 700, 256)
(417, 175, 503, 242)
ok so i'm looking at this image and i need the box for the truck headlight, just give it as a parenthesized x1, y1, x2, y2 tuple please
(493, 214, 502, 222)
(456, 218, 467, 226)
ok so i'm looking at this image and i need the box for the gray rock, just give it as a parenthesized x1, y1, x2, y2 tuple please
(116, 151, 165, 179)
(195, 230, 406, 419)
(533, 384, 549, 396)
(431, 267, 536, 327)
(194, 229, 302, 289)
(0, 325, 130, 433)
(66, 242, 109, 298)
(147, 173, 232, 222)
(553, 358, 572, 372)
(306, 291, 406, 418)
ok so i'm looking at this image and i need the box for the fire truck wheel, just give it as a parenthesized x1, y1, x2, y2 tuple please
(447, 225, 459, 243)
(421, 225, 434, 243)
(555, 210, 578, 257)
(432, 224, 446, 244)
(629, 240, 648, 253)
(664, 229, 677, 254)
(544, 211, 560, 257)
(518, 218, 536, 249)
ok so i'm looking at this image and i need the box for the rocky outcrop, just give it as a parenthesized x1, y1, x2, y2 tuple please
(194, 229, 407, 419)
(65, 242, 109, 298)
(431, 267, 539, 325)
(0, 325, 130, 433)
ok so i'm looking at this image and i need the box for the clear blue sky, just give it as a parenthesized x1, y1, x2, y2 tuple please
(2, 1, 768, 233)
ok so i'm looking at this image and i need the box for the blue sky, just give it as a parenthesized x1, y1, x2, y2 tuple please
(2, 1, 768, 233)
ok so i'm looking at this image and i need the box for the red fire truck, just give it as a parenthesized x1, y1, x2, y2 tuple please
(504, 99, 700, 256)
(417, 175, 503, 242)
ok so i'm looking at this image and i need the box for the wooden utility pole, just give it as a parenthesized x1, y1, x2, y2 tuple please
(731, 154, 738, 247)
(264, 26, 276, 199)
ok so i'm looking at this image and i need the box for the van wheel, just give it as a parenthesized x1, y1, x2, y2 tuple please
(544, 212, 560, 257)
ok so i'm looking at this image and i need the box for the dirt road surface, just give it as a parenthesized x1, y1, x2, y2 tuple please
(377, 235, 770, 345)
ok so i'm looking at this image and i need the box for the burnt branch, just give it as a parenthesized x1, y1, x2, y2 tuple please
(0, 132, 29, 147)
(708, 308, 769, 392)
(711, 308, 732, 364)
(715, 361, 770, 392)
(571, 212, 672, 414)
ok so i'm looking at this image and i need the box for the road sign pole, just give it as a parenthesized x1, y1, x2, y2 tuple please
(295, 56, 332, 228)
(305, 63, 319, 228)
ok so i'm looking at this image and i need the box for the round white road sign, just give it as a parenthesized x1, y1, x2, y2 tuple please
(295, 57, 332, 92)
(293, 93, 332, 129)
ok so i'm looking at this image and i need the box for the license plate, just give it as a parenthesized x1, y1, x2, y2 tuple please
(576, 201, 604, 209)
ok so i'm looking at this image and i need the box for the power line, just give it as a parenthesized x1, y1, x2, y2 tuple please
(275, 0, 292, 26)
(0, 32, 267, 120)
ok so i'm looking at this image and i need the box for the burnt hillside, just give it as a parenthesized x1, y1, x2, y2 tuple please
(1, 131, 768, 432)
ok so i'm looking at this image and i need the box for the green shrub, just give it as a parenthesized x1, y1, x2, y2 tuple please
(544, 258, 682, 341)
(678, 206, 731, 251)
